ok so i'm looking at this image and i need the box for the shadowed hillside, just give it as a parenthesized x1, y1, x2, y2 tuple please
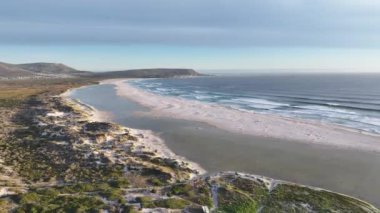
(0, 62, 203, 79)
(0, 62, 36, 78)
(0, 62, 91, 79)
(17, 63, 84, 75)
(94, 68, 203, 78)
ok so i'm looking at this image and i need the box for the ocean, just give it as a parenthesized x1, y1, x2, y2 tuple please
(130, 74, 380, 135)
(69, 75, 380, 206)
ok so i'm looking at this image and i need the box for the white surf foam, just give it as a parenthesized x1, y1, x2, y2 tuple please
(294, 105, 357, 115)
(103, 79, 380, 153)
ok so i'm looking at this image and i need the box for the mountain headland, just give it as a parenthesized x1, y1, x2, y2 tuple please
(0, 62, 202, 80)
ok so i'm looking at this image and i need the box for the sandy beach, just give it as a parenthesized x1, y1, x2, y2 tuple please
(69, 79, 380, 207)
(103, 79, 380, 153)
(61, 88, 206, 176)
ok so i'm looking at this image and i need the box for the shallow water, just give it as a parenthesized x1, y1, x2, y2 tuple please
(70, 83, 380, 207)
(131, 75, 380, 134)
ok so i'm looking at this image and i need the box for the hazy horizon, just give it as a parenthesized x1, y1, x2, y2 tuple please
(1, 0, 380, 73)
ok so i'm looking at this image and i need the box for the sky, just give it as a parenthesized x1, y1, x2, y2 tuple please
(0, 0, 379, 72)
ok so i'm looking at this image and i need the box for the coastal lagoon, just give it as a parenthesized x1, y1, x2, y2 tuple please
(70, 80, 380, 207)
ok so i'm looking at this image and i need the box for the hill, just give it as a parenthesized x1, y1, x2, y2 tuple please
(0, 62, 91, 79)
(0, 62, 36, 79)
(94, 68, 202, 78)
(17, 63, 81, 75)
(0, 62, 202, 79)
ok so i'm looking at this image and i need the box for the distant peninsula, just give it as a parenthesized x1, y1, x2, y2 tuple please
(0, 61, 202, 80)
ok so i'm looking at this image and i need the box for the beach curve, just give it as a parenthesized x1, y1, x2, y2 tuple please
(61, 87, 206, 177)
(103, 78, 380, 153)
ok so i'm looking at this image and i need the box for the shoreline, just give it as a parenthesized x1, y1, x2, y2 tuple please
(61, 87, 206, 177)
(61, 88, 113, 122)
(65, 79, 380, 210)
(2, 78, 380, 211)
(103, 78, 380, 153)
(211, 171, 380, 212)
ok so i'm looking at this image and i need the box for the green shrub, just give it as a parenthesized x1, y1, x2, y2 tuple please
(170, 183, 192, 196)
(169, 183, 212, 207)
(19, 192, 41, 205)
(122, 205, 139, 213)
(149, 178, 164, 186)
(217, 186, 258, 212)
(36, 188, 59, 197)
(154, 198, 190, 209)
(0, 199, 12, 213)
(108, 177, 129, 188)
(99, 188, 124, 203)
(16, 188, 106, 212)
(219, 200, 258, 213)
(136, 196, 156, 208)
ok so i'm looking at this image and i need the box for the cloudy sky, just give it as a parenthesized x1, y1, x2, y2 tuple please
(0, 0, 379, 72)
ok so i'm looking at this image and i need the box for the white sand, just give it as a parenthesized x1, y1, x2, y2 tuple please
(46, 111, 67, 117)
(103, 79, 380, 153)
(129, 128, 206, 176)
(60, 88, 206, 175)
(60, 89, 111, 122)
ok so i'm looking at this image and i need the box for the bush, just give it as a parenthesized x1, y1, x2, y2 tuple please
(108, 177, 129, 188)
(99, 188, 124, 203)
(19, 192, 40, 205)
(219, 200, 258, 213)
(136, 196, 155, 208)
(0, 199, 12, 213)
(154, 198, 190, 209)
(149, 178, 164, 186)
(16, 188, 106, 212)
(36, 188, 59, 197)
(170, 183, 192, 196)
(169, 183, 212, 207)
(122, 205, 139, 213)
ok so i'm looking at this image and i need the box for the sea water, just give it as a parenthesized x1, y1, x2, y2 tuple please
(70, 75, 380, 206)
(130, 74, 380, 135)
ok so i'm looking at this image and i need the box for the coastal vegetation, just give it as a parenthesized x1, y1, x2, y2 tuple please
(0, 77, 379, 212)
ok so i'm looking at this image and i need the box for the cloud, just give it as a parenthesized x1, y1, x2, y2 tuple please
(0, 0, 379, 47)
